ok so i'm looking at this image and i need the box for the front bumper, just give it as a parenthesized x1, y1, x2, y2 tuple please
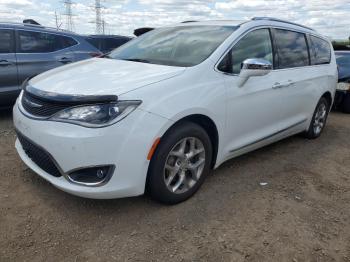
(13, 102, 170, 199)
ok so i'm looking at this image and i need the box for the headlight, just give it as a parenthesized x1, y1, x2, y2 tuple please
(337, 82, 350, 91)
(50, 101, 142, 128)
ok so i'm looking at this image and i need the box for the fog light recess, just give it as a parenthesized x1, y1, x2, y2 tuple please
(67, 165, 115, 187)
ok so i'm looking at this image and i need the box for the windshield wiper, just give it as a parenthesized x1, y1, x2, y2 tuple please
(122, 58, 152, 64)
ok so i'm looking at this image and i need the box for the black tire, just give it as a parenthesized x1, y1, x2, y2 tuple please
(341, 94, 350, 114)
(147, 122, 212, 205)
(303, 97, 330, 139)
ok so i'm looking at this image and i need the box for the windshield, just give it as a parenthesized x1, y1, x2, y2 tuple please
(109, 25, 237, 67)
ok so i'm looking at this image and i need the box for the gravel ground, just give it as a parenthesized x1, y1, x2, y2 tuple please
(0, 109, 349, 262)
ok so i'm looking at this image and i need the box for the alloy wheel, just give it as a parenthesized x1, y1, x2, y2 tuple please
(313, 102, 327, 135)
(163, 137, 206, 194)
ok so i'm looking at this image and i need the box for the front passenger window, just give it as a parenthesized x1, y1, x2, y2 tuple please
(0, 30, 13, 53)
(218, 29, 273, 74)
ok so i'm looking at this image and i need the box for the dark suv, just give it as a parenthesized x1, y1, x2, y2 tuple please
(0, 22, 103, 107)
(84, 35, 132, 54)
(334, 51, 350, 113)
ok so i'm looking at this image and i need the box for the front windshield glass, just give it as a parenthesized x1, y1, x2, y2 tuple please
(109, 25, 237, 67)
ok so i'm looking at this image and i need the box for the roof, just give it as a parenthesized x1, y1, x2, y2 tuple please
(165, 17, 317, 35)
(171, 20, 246, 27)
(335, 50, 350, 53)
(86, 34, 132, 39)
(0, 22, 77, 36)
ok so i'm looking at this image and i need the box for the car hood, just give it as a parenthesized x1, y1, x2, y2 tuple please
(29, 58, 186, 97)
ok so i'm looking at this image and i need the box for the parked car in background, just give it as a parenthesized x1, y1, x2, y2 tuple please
(14, 18, 337, 204)
(134, 27, 154, 36)
(0, 22, 103, 107)
(334, 51, 350, 113)
(84, 35, 132, 54)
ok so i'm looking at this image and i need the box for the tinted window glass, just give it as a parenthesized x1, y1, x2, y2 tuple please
(220, 29, 273, 74)
(109, 26, 237, 67)
(18, 31, 73, 53)
(0, 30, 13, 53)
(273, 29, 309, 69)
(336, 54, 350, 66)
(310, 36, 331, 65)
(85, 37, 102, 50)
(62, 36, 78, 49)
(104, 38, 129, 52)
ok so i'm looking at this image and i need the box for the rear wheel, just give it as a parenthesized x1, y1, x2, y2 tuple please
(147, 122, 212, 204)
(304, 97, 329, 139)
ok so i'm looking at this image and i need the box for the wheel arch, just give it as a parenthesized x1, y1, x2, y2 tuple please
(321, 91, 333, 108)
(152, 113, 220, 169)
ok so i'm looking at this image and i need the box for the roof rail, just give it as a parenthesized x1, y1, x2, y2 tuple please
(252, 17, 315, 31)
(0, 21, 74, 34)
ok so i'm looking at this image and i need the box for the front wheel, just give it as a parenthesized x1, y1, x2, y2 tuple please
(147, 122, 212, 205)
(303, 97, 330, 139)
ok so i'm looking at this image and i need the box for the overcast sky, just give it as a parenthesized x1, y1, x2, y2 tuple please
(0, 0, 349, 39)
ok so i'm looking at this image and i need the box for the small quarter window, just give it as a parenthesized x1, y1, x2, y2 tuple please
(310, 36, 331, 65)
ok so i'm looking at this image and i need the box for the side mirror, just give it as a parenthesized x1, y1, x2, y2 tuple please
(238, 58, 272, 87)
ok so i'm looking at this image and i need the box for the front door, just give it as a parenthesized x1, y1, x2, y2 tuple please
(15, 30, 75, 85)
(0, 29, 19, 105)
(217, 28, 285, 157)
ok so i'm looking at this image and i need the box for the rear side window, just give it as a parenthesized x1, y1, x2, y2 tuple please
(0, 30, 14, 53)
(218, 29, 273, 74)
(104, 38, 130, 52)
(18, 31, 76, 53)
(85, 37, 102, 50)
(273, 29, 309, 69)
(309, 36, 331, 65)
(61, 36, 78, 49)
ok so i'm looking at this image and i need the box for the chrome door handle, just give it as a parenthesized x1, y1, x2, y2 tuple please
(273, 80, 294, 89)
(272, 82, 283, 89)
(58, 57, 72, 64)
(0, 60, 12, 66)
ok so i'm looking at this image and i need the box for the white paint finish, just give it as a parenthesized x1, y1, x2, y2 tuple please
(14, 19, 337, 199)
(30, 58, 186, 96)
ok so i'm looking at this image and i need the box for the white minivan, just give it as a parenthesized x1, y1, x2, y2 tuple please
(14, 18, 337, 204)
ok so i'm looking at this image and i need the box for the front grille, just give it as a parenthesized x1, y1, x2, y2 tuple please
(22, 91, 69, 117)
(17, 131, 62, 177)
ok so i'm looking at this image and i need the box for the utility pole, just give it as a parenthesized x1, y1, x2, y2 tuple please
(63, 0, 74, 32)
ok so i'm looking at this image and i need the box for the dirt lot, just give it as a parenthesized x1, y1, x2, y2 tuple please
(0, 109, 349, 262)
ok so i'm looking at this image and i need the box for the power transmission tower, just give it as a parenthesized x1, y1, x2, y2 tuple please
(95, 0, 104, 34)
(54, 11, 62, 29)
(63, 0, 75, 31)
